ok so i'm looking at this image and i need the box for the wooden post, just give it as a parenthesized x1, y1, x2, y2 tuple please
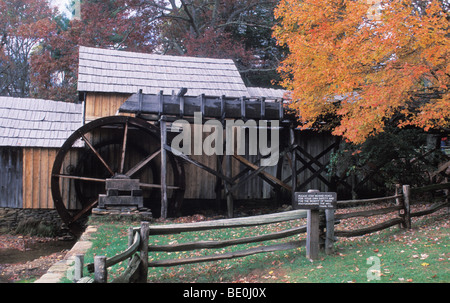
(290, 126, 297, 206)
(215, 155, 223, 212)
(94, 255, 107, 283)
(138, 221, 149, 283)
(225, 154, 233, 218)
(160, 116, 168, 219)
(395, 184, 405, 229)
(402, 185, 411, 229)
(325, 209, 335, 255)
(127, 227, 134, 264)
(74, 254, 84, 282)
(306, 189, 320, 260)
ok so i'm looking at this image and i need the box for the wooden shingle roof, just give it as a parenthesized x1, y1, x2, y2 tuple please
(0, 97, 83, 148)
(77, 46, 249, 97)
(246, 87, 288, 100)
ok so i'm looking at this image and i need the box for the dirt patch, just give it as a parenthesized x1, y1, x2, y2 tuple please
(0, 251, 68, 283)
(0, 234, 74, 283)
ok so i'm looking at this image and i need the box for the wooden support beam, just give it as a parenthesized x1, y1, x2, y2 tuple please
(119, 92, 290, 121)
(160, 117, 168, 219)
(226, 153, 233, 218)
(290, 127, 297, 206)
(215, 155, 223, 210)
(230, 164, 267, 191)
(233, 154, 292, 191)
(260, 97, 266, 120)
(164, 144, 233, 184)
(137, 89, 143, 115)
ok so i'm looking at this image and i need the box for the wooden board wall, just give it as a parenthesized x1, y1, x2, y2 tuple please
(23, 148, 57, 209)
(0, 148, 23, 208)
(85, 92, 131, 122)
(23, 148, 81, 210)
(180, 125, 278, 200)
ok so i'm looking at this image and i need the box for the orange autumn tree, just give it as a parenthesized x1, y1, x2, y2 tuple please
(273, 0, 449, 144)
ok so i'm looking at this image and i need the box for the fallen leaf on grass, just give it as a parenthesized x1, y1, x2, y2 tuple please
(421, 262, 430, 267)
(420, 254, 429, 260)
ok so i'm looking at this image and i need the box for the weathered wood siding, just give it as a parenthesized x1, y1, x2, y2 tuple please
(293, 130, 336, 192)
(85, 92, 132, 122)
(23, 148, 81, 210)
(172, 126, 277, 200)
(23, 148, 57, 209)
(0, 148, 23, 208)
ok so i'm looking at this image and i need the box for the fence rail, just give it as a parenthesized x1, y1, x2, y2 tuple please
(75, 182, 449, 283)
(333, 183, 449, 237)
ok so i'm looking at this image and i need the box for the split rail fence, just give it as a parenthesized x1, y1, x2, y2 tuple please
(73, 182, 449, 283)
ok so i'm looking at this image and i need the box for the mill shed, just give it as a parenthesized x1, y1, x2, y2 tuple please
(77, 45, 251, 122)
(48, 46, 345, 230)
(0, 96, 83, 209)
(76, 46, 292, 202)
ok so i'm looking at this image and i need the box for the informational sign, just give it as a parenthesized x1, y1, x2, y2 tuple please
(294, 192, 337, 209)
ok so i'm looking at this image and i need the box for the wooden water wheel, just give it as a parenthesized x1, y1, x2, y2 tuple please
(51, 116, 185, 234)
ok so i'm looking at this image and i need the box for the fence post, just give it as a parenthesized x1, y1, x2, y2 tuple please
(306, 189, 320, 261)
(74, 254, 84, 282)
(94, 255, 107, 283)
(127, 226, 134, 265)
(325, 209, 335, 255)
(402, 185, 411, 229)
(395, 184, 405, 229)
(138, 221, 149, 283)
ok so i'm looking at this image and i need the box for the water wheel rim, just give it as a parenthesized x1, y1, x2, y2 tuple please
(51, 116, 185, 234)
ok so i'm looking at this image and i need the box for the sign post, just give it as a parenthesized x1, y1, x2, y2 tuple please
(294, 190, 336, 260)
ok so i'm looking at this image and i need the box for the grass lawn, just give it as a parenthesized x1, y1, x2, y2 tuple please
(79, 209, 449, 283)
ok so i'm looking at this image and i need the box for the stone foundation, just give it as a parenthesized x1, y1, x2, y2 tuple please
(0, 208, 69, 236)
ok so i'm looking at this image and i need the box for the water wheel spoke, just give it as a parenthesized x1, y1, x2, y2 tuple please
(79, 131, 115, 176)
(139, 182, 180, 190)
(53, 174, 107, 183)
(125, 149, 161, 177)
(69, 199, 98, 224)
(119, 121, 129, 174)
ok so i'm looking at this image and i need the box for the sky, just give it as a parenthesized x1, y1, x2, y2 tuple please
(49, 0, 72, 18)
